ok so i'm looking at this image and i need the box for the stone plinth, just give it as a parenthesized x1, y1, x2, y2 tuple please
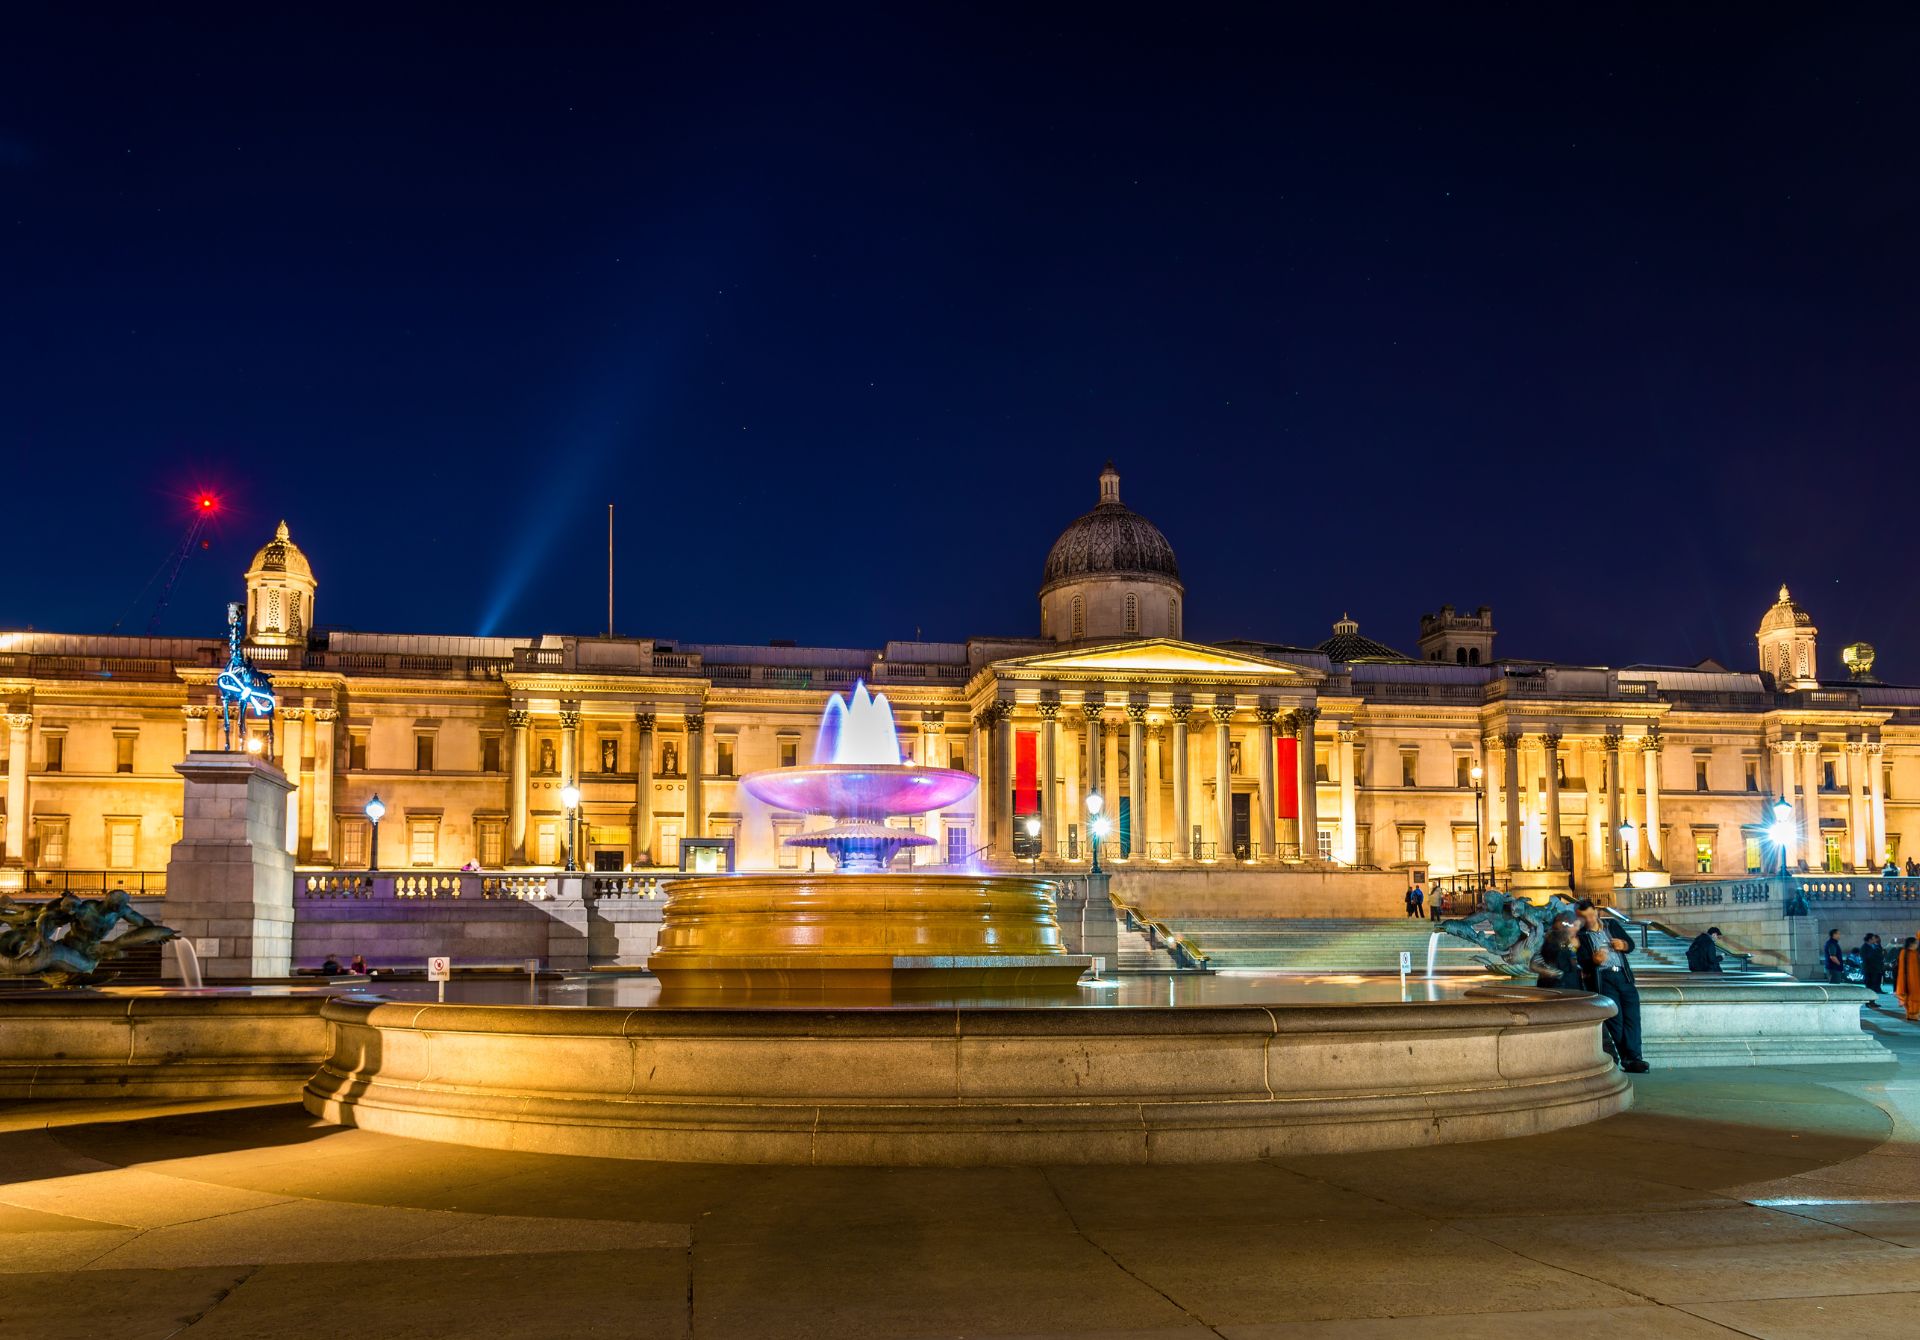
(164, 751, 296, 982)
(1637, 975, 1892, 1067)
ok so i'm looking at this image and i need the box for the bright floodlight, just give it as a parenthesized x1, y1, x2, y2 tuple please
(1091, 816, 1111, 839)
(245, 736, 262, 755)
(1773, 799, 1793, 821)
(561, 782, 582, 810)
(1769, 819, 1793, 847)
(1470, 764, 1483, 782)
(363, 794, 385, 824)
(1024, 816, 1041, 837)
(1086, 792, 1104, 816)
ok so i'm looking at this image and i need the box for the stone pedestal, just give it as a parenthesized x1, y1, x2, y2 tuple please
(164, 751, 296, 982)
(1080, 872, 1119, 973)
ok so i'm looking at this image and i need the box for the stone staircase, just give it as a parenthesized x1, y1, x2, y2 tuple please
(1165, 918, 1487, 972)
(1113, 925, 1183, 973)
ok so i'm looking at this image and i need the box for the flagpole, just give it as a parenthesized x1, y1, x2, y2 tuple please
(606, 502, 614, 638)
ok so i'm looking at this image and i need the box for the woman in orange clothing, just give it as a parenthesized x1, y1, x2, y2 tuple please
(1896, 937, 1920, 1023)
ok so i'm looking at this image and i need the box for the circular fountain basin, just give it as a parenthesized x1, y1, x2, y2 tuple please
(739, 764, 978, 818)
(302, 986, 1628, 1165)
(647, 872, 1092, 997)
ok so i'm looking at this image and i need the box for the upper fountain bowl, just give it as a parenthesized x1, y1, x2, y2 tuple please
(741, 764, 977, 821)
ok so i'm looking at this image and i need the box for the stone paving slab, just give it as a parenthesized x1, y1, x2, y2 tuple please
(0, 1030, 1917, 1338)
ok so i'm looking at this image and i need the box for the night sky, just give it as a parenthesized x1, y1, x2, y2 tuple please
(5, 6, 1917, 676)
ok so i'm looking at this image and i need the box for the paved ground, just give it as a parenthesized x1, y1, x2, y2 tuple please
(3, 1009, 1920, 1339)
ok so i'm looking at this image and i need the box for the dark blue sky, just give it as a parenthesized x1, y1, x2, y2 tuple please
(5, 5, 1917, 674)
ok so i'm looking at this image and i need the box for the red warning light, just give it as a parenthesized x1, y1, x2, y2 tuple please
(197, 495, 217, 511)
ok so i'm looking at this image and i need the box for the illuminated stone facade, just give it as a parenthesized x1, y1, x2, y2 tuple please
(4, 474, 1918, 892)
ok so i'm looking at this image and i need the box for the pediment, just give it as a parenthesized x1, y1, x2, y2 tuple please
(991, 638, 1310, 680)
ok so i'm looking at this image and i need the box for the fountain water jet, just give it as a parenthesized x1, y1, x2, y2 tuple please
(647, 682, 1090, 997)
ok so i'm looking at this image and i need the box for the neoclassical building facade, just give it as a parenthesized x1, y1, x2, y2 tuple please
(4, 465, 1917, 893)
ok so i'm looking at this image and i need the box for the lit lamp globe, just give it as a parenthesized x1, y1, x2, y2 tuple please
(363, 794, 385, 873)
(560, 783, 582, 811)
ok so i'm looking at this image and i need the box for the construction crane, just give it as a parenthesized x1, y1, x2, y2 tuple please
(112, 493, 220, 635)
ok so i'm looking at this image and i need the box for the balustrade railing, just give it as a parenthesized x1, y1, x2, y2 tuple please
(7, 869, 167, 897)
(1797, 875, 1920, 904)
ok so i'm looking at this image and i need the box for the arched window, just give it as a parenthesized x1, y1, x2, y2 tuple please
(1124, 594, 1138, 634)
(1071, 596, 1085, 639)
(1468, 648, 1480, 665)
(1456, 647, 1467, 665)
(1168, 596, 1179, 638)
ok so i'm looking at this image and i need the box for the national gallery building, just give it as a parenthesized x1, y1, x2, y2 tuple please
(4, 465, 1917, 893)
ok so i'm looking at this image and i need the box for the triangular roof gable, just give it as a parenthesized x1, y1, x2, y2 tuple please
(992, 638, 1306, 678)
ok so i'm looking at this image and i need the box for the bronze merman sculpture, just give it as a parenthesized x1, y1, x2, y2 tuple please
(0, 890, 178, 987)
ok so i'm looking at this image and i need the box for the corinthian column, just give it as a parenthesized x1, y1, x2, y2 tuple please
(1503, 730, 1523, 872)
(1801, 740, 1823, 871)
(1604, 727, 1622, 872)
(1126, 702, 1147, 860)
(1641, 728, 1664, 871)
(3, 713, 29, 867)
(311, 709, 336, 862)
(685, 713, 705, 839)
(634, 711, 655, 866)
(1296, 706, 1320, 861)
(1170, 705, 1192, 858)
(993, 703, 1015, 861)
(1255, 707, 1277, 860)
(280, 707, 304, 856)
(1337, 727, 1357, 864)
(1542, 730, 1564, 871)
(1212, 702, 1235, 856)
(559, 707, 580, 784)
(508, 709, 530, 861)
(1038, 703, 1059, 859)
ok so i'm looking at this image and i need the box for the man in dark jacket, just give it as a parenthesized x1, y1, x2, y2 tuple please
(1576, 898, 1649, 1073)
(1823, 929, 1847, 984)
(1686, 927, 1724, 973)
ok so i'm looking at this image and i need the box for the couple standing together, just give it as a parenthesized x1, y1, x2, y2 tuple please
(1529, 898, 1650, 1073)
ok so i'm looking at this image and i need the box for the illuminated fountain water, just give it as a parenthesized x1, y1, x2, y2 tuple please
(647, 681, 1090, 997)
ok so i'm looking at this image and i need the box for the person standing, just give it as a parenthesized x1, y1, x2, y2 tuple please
(1529, 915, 1583, 991)
(1823, 929, 1847, 984)
(1576, 898, 1649, 1073)
(1686, 926, 1723, 973)
(1896, 937, 1920, 1023)
(1860, 934, 1885, 996)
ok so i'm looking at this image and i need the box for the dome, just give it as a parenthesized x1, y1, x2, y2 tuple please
(1040, 464, 1181, 591)
(1758, 583, 1815, 635)
(247, 520, 313, 582)
(1316, 614, 1414, 664)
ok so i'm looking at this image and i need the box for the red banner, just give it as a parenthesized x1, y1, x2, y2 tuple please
(1276, 736, 1299, 820)
(1015, 730, 1039, 815)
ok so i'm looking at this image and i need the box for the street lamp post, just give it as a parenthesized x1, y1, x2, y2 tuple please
(1470, 764, 1485, 894)
(1487, 837, 1498, 894)
(1087, 792, 1109, 876)
(1024, 815, 1041, 873)
(561, 781, 581, 872)
(1618, 821, 1637, 884)
(364, 794, 385, 873)
(1770, 798, 1794, 877)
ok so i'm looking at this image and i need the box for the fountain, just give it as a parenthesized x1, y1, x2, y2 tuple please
(647, 682, 1091, 996)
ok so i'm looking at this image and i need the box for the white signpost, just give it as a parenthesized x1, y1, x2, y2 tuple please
(524, 957, 540, 993)
(428, 955, 451, 1002)
(1398, 950, 1412, 986)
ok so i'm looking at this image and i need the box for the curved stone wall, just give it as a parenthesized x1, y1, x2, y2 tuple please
(304, 989, 1629, 1165)
(0, 993, 332, 1100)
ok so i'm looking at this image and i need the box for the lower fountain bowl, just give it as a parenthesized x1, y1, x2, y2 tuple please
(647, 872, 1091, 998)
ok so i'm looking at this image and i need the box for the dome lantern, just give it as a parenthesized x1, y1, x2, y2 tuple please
(243, 520, 318, 647)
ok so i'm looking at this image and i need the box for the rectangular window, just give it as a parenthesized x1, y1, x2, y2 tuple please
(1316, 829, 1332, 862)
(415, 735, 434, 772)
(1889, 833, 1902, 864)
(1400, 751, 1417, 787)
(348, 732, 368, 771)
(1314, 746, 1329, 783)
(36, 819, 67, 868)
(774, 820, 801, 869)
(115, 734, 136, 774)
(409, 820, 437, 867)
(1744, 836, 1763, 873)
(1886, 766, 1895, 801)
(478, 820, 504, 868)
(1745, 761, 1759, 793)
(947, 826, 969, 865)
(340, 820, 367, 868)
(716, 741, 736, 777)
(481, 734, 502, 773)
(535, 821, 558, 867)
(1823, 762, 1837, 791)
(44, 736, 63, 773)
(1695, 760, 1709, 792)
(1455, 756, 1472, 788)
(1398, 827, 1423, 864)
(949, 744, 966, 771)
(779, 740, 799, 768)
(1695, 838, 1713, 874)
(107, 819, 137, 870)
(1453, 828, 1476, 874)
(1824, 834, 1842, 873)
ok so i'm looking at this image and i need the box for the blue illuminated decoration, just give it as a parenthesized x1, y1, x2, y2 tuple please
(217, 601, 277, 752)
